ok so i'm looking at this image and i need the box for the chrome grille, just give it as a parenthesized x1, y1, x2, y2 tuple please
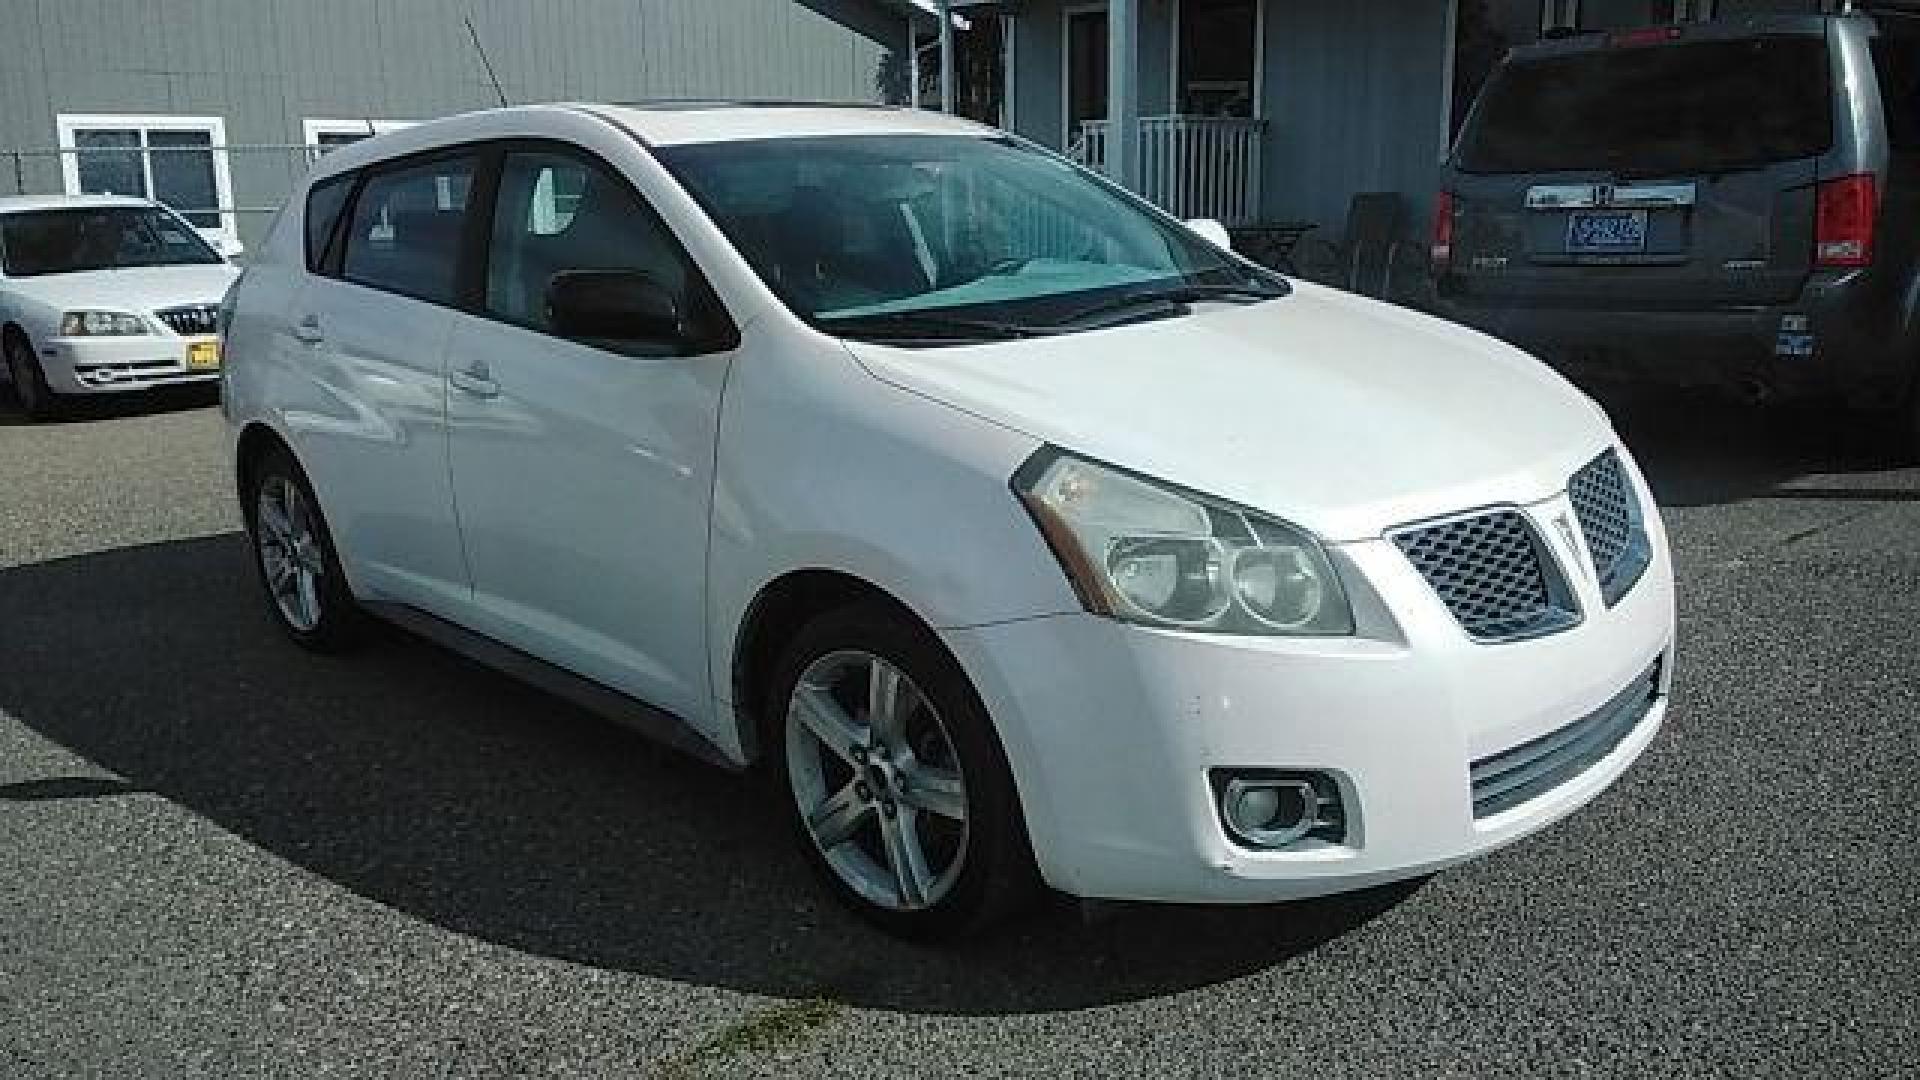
(1568, 449, 1650, 606)
(154, 304, 219, 336)
(1471, 658, 1662, 818)
(1394, 510, 1574, 641)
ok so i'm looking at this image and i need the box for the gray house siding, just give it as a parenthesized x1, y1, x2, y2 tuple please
(0, 0, 901, 249)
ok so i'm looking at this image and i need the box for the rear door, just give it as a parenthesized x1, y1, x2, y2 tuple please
(290, 150, 477, 615)
(1447, 30, 1833, 310)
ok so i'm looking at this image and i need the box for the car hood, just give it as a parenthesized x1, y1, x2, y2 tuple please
(842, 280, 1614, 542)
(4, 264, 238, 316)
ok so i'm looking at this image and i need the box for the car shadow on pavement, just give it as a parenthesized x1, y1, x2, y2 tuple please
(0, 383, 219, 426)
(1597, 390, 1919, 508)
(0, 533, 1416, 1015)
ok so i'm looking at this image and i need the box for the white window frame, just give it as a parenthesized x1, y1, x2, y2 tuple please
(301, 117, 413, 150)
(55, 112, 236, 251)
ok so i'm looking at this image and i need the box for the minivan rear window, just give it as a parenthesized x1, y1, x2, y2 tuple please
(1458, 37, 1832, 175)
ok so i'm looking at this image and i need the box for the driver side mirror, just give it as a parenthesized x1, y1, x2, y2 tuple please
(546, 270, 683, 347)
(1183, 218, 1233, 252)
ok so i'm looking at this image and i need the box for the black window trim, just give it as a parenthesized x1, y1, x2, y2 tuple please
(466, 136, 740, 357)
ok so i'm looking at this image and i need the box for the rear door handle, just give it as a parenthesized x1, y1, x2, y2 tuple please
(449, 367, 499, 399)
(292, 315, 323, 345)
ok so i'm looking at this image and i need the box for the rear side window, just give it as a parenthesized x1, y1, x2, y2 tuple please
(304, 174, 352, 271)
(1459, 37, 1832, 174)
(1873, 35, 1920, 153)
(340, 154, 476, 305)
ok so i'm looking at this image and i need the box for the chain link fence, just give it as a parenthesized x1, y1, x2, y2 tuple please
(1, 143, 342, 253)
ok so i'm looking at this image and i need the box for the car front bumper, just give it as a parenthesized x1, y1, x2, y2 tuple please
(38, 335, 221, 394)
(943, 483, 1677, 905)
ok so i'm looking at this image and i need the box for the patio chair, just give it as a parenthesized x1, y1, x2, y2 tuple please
(1284, 192, 1407, 299)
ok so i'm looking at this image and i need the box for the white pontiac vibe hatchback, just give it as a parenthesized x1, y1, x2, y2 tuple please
(222, 103, 1676, 939)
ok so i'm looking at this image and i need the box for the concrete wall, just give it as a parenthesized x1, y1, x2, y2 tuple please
(0, 0, 902, 249)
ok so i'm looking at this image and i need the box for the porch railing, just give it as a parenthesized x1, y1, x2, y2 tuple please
(1069, 115, 1264, 228)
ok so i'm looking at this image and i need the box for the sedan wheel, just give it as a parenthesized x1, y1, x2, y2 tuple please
(786, 649, 970, 911)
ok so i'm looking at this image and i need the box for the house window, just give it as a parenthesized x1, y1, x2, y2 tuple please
(55, 114, 234, 247)
(1177, 0, 1259, 118)
(302, 118, 413, 159)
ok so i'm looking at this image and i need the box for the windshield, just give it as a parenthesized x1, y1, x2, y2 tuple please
(0, 206, 222, 277)
(1457, 36, 1832, 175)
(657, 134, 1283, 340)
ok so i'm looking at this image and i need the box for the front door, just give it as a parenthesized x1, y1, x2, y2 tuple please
(443, 144, 735, 725)
(1065, 7, 1109, 148)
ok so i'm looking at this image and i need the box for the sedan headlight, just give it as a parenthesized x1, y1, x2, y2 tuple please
(1015, 448, 1354, 636)
(60, 310, 152, 336)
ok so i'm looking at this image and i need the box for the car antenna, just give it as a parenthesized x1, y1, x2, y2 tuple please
(464, 12, 511, 108)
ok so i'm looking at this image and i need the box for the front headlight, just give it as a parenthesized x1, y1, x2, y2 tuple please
(60, 310, 152, 336)
(1014, 448, 1354, 636)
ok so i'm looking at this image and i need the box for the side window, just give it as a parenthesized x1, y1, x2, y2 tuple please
(340, 154, 476, 304)
(304, 173, 352, 271)
(1875, 35, 1920, 154)
(484, 149, 713, 350)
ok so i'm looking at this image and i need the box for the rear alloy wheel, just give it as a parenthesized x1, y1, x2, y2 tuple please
(771, 605, 1037, 939)
(246, 450, 364, 651)
(4, 331, 59, 422)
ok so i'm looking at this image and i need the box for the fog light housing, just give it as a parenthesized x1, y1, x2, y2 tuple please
(1211, 770, 1347, 849)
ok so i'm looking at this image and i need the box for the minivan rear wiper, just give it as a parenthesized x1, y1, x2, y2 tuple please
(1050, 282, 1288, 329)
(816, 310, 1046, 342)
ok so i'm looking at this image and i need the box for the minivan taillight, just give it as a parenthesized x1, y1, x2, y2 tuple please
(1432, 191, 1455, 271)
(1815, 173, 1877, 268)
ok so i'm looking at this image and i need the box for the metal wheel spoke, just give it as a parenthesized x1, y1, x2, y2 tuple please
(258, 497, 293, 543)
(879, 808, 932, 907)
(792, 684, 865, 764)
(807, 781, 871, 850)
(899, 763, 966, 822)
(867, 660, 909, 748)
(295, 569, 321, 625)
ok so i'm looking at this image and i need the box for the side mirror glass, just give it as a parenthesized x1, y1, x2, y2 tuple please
(1184, 218, 1233, 251)
(546, 270, 682, 346)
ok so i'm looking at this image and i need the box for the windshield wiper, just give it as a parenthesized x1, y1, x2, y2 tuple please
(817, 310, 1047, 342)
(1050, 282, 1288, 329)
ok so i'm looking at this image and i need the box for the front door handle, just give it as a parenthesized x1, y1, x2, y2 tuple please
(449, 367, 499, 399)
(291, 315, 323, 345)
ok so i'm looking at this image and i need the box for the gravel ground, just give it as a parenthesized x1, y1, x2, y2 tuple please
(0, 388, 1915, 1078)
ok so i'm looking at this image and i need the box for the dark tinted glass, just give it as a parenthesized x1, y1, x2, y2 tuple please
(304, 174, 353, 272)
(484, 149, 698, 345)
(1873, 34, 1920, 152)
(1459, 37, 1832, 174)
(340, 155, 475, 305)
(0, 206, 221, 277)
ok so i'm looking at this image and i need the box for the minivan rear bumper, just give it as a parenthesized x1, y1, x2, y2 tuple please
(1433, 272, 1911, 408)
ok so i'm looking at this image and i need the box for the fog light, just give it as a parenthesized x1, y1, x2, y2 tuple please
(1214, 770, 1346, 849)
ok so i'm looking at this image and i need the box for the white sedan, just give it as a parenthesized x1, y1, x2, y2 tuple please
(0, 195, 238, 420)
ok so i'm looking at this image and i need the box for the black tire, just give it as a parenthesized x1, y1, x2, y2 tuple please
(766, 603, 1039, 941)
(4, 329, 60, 422)
(242, 446, 365, 652)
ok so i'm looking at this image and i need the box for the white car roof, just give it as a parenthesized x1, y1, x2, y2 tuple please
(304, 101, 997, 183)
(0, 193, 156, 214)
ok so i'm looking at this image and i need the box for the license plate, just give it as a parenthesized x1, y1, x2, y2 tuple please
(186, 340, 221, 370)
(1566, 210, 1648, 254)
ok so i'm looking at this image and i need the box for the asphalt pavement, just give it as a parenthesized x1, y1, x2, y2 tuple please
(1, 387, 1915, 1078)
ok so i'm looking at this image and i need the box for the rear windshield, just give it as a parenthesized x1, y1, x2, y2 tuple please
(1458, 36, 1832, 175)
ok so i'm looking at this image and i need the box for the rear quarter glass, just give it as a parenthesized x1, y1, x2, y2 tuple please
(305, 173, 354, 272)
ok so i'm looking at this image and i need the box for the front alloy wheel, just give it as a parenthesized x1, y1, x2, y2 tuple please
(787, 650, 970, 911)
(770, 605, 1038, 939)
